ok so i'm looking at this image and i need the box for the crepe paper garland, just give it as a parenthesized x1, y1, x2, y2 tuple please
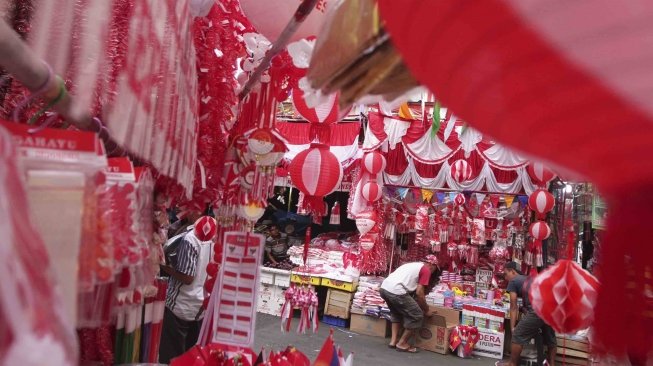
(450, 159, 473, 183)
(528, 189, 555, 219)
(529, 260, 600, 333)
(527, 162, 556, 187)
(239, 0, 331, 42)
(361, 180, 383, 202)
(362, 151, 387, 175)
(355, 210, 378, 236)
(289, 143, 343, 218)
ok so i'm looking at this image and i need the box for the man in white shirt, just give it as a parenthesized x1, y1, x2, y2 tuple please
(380, 255, 441, 353)
(159, 216, 216, 363)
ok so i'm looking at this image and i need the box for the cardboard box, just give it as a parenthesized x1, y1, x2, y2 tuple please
(472, 328, 505, 360)
(321, 277, 358, 292)
(415, 306, 460, 354)
(324, 289, 354, 319)
(349, 314, 389, 337)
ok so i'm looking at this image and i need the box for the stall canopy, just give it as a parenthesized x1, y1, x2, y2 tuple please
(363, 111, 543, 194)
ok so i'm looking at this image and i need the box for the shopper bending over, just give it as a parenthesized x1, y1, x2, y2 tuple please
(379, 255, 442, 353)
(497, 262, 557, 366)
(159, 216, 216, 363)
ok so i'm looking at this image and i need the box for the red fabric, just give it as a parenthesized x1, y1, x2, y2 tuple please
(491, 166, 518, 184)
(414, 160, 443, 179)
(367, 112, 388, 141)
(402, 118, 430, 144)
(418, 264, 431, 286)
(276, 121, 360, 146)
(378, 2, 653, 356)
(384, 144, 409, 175)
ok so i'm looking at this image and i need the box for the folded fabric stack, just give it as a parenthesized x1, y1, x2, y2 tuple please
(440, 271, 464, 284)
(351, 276, 390, 318)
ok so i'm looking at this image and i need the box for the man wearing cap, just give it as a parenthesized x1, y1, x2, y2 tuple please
(379, 255, 442, 353)
(498, 262, 557, 366)
(159, 216, 216, 363)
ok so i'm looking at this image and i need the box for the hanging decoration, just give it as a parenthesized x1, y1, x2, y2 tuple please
(289, 143, 343, 218)
(280, 284, 319, 334)
(361, 180, 383, 202)
(451, 159, 473, 183)
(239, 0, 331, 42)
(527, 162, 556, 187)
(362, 151, 387, 175)
(529, 260, 600, 333)
(355, 210, 378, 236)
(528, 189, 555, 219)
(329, 201, 341, 225)
(292, 88, 349, 124)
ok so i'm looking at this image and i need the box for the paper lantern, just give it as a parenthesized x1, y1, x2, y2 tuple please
(289, 143, 343, 216)
(528, 189, 555, 218)
(292, 88, 349, 124)
(247, 128, 275, 155)
(527, 163, 556, 187)
(239, 0, 331, 42)
(529, 260, 600, 333)
(454, 193, 466, 206)
(356, 210, 378, 235)
(362, 151, 387, 175)
(451, 159, 473, 183)
(529, 221, 551, 241)
(361, 180, 383, 202)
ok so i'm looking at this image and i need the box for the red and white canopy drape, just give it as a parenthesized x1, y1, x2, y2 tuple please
(364, 111, 542, 194)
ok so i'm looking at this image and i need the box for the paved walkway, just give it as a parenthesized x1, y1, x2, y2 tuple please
(254, 314, 498, 366)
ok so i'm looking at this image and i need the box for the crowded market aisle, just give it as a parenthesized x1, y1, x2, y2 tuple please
(254, 314, 494, 366)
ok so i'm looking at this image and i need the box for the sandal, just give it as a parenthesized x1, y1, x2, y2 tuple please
(396, 346, 419, 353)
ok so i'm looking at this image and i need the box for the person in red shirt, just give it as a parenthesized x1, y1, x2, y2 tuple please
(380, 255, 441, 353)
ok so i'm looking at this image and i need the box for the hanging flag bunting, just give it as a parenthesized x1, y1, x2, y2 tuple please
(412, 187, 422, 200)
(421, 189, 434, 203)
(463, 190, 472, 200)
(431, 100, 441, 137)
(448, 192, 457, 203)
(489, 194, 500, 207)
(385, 186, 397, 198)
(397, 187, 409, 199)
(398, 102, 414, 119)
(436, 192, 445, 203)
(505, 195, 515, 207)
(517, 195, 529, 207)
(475, 193, 486, 205)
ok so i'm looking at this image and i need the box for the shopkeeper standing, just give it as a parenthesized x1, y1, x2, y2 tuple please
(159, 216, 216, 363)
(379, 255, 441, 353)
(499, 262, 557, 366)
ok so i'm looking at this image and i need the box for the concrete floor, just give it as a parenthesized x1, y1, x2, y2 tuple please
(254, 314, 498, 366)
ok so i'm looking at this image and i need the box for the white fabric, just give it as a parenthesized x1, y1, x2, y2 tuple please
(171, 231, 212, 321)
(381, 262, 427, 295)
(458, 127, 483, 158)
(362, 121, 383, 151)
(478, 143, 529, 169)
(385, 118, 411, 150)
(410, 159, 449, 189)
(403, 125, 455, 163)
(284, 136, 359, 165)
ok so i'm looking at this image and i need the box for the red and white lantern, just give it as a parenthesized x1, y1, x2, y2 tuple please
(362, 151, 387, 175)
(528, 189, 555, 218)
(527, 162, 556, 187)
(289, 143, 343, 217)
(454, 193, 466, 206)
(292, 88, 349, 124)
(529, 221, 551, 240)
(361, 180, 383, 202)
(451, 159, 473, 183)
(247, 128, 275, 155)
(529, 260, 600, 333)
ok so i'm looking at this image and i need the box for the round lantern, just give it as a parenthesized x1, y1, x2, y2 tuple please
(239, 199, 266, 221)
(529, 260, 600, 333)
(362, 151, 387, 175)
(528, 189, 555, 218)
(361, 180, 383, 202)
(289, 143, 343, 216)
(356, 210, 378, 235)
(247, 128, 275, 155)
(239, 0, 331, 42)
(292, 88, 350, 124)
(527, 163, 556, 187)
(529, 221, 551, 240)
(451, 159, 473, 183)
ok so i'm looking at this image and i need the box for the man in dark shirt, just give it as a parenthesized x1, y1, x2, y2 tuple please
(498, 262, 557, 366)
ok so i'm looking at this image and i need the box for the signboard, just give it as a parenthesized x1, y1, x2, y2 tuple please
(476, 269, 493, 285)
(472, 328, 505, 359)
(212, 231, 264, 348)
(592, 195, 607, 230)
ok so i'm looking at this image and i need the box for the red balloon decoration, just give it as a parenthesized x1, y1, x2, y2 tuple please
(451, 159, 473, 183)
(289, 143, 343, 217)
(529, 221, 551, 240)
(361, 180, 383, 202)
(529, 260, 600, 333)
(528, 189, 555, 218)
(527, 163, 556, 187)
(362, 151, 387, 175)
(292, 88, 350, 124)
